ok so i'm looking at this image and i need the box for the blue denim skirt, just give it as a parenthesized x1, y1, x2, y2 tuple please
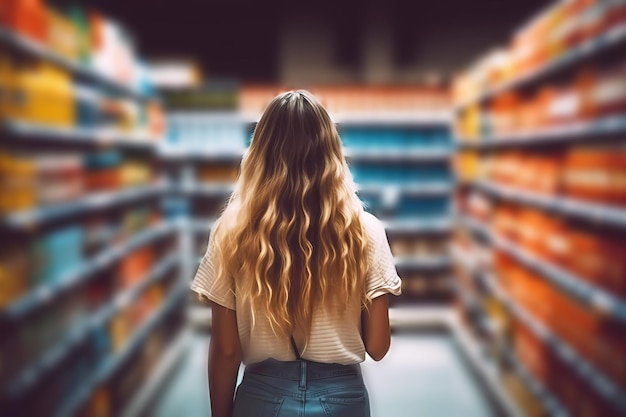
(232, 358, 371, 417)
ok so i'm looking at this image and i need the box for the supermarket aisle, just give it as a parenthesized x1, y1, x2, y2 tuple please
(148, 330, 496, 417)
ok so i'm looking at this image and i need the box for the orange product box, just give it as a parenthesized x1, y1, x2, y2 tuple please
(493, 205, 521, 242)
(118, 247, 155, 287)
(85, 168, 122, 191)
(489, 93, 521, 136)
(513, 318, 551, 385)
(0, 0, 46, 41)
(589, 64, 626, 118)
(562, 145, 626, 205)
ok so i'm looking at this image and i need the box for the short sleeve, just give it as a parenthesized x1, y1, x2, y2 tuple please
(190, 229, 236, 310)
(364, 214, 402, 300)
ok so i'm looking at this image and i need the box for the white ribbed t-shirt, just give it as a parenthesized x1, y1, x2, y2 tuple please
(190, 211, 402, 365)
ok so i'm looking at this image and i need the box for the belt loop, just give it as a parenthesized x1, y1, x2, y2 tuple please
(299, 360, 307, 390)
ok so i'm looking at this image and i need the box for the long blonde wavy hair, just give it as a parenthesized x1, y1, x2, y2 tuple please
(211, 90, 370, 340)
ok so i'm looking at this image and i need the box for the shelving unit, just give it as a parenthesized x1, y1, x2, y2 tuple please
(1, 222, 176, 322)
(54, 285, 187, 417)
(1, 120, 160, 149)
(0, 11, 184, 417)
(452, 247, 571, 417)
(471, 180, 626, 228)
(454, 22, 626, 112)
(2, 184, 167, 230)
(457, 114, 626, 149)
(458, 215, 626, 322)
(456, 213, 626, 413)
(453, 1, 626, 415)
(0, 26, 153, 102)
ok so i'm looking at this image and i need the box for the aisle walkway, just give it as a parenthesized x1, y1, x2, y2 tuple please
(147, 331, 496, 417)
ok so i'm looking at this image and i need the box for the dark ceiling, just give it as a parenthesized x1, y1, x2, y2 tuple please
(79, 0, 549, 82)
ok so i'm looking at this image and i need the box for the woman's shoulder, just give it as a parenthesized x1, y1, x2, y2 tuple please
(360, 211, 387, 240)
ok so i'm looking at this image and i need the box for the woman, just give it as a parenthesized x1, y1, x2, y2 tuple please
(191, 90, 401, 417)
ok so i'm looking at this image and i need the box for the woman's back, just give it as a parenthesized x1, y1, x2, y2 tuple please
(190, 90, 401, 417)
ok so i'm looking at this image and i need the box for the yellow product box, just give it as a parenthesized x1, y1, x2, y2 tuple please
(454, 150, 479, 183)
(120, 161, 151, 187)
(10, 61, 74, 127)
(110, 313, 129, 352)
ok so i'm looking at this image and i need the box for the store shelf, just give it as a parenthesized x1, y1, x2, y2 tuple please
(1, 184, 166, 229)
(394, 254, 451, 270)
(179, 183, 235, 197)
(473, 180, 626, 228)
(455, 22, 626, 112)
(4, 253, 179, 399)
(478, 272, 626, 414)
(0, 26, 152, 102)
(357, 182, 454, 197)
(191, 219, 215, 234)
(449, 315, 524, 417)
(1, 120, 160, 149)
(458, 114, 626, 148)
(382, 218, 453, 234)
(242, 111, 453, 126)
(453, 257, 574, 417)
(458, 214, 626, 322)
(345, 147, 452, 161)
(502, 349, 571, 417)
(1, 222, 176, 322)
(158, 146, 246, 162)
(119, 327, 190, 417)
(55, 284, 187, 417)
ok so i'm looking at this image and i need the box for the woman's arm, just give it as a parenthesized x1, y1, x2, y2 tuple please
(361, 294, 391, 361)
(209, 302, 242, 417)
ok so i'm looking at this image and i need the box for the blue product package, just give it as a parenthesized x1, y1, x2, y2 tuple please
(396, 196, 450, 218)
(84, 151, 122, 170)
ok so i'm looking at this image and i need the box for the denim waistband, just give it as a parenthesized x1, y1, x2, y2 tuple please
(245, 358, 361, 382)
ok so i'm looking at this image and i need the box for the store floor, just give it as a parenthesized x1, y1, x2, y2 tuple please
(146, 329, 497, 417)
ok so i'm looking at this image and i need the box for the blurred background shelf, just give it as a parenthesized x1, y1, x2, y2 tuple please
(459, 215, 626, 322)
(54, 286, 187, 417)
(454, 22, 626, 112)
(457, 113, 626, 148)
(2, 184, 166, 229)
(0, 26, 152, 102)
(472, 180, 626, 228)
(1, 120, 161, 149)
(1, 222, 176, 321)
(4, 252, 179, 399)
(478, 271, 626, 414)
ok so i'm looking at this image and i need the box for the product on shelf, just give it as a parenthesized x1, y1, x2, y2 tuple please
(0, 0, 47, 41)
(84, 150, 122, 191)
(197, 163, 239, 183)
(32, 225, 84, 284)
(563, 143, 626, 206)
(0, 58, 75, 127)
(454, 0, 626, 109)
(497, 251, 626, 390)
(117, 246, 154, 289)
(0, 240, 30, 306)
(45, 7, 80, 60)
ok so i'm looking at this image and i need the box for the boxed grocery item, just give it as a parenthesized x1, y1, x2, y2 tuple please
(0, 0, 46, 41)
